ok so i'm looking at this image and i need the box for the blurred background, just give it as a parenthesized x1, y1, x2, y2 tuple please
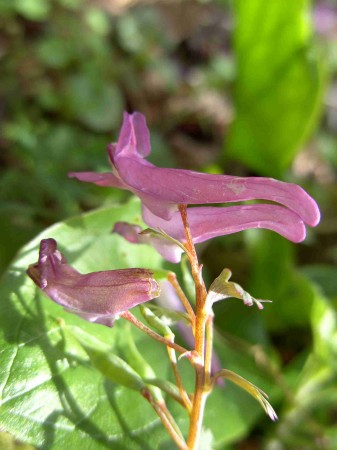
(1, 0, 337, 448)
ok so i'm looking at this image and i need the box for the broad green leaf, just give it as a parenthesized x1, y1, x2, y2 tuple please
(68, 326, 146, 392)
(227, 0, 324, 176)
(0, 198, 280, 448)
(119, 325, 164, 402)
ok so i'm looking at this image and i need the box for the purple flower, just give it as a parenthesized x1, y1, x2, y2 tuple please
(142, 203, 308, 243)
(314, 3, 337, 37)
(69, 112, 320, 244)
(27, 239, 160, 327)
(114, 202, 313, 263)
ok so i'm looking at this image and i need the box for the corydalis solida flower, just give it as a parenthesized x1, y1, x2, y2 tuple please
(69, 112, 320, 246)
(113, 202, 310, 263)
(27, 239, 160, 326)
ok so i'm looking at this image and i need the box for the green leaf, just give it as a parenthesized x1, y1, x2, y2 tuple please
(68, 326, 146, 392)
(139, 306, 173, 338)
(212, 369, 277, 421)
(227, 0, 325, 176)
(206, 268, 270, 311)
(119, 325, 164, 402)
(245, 231, 315, 332)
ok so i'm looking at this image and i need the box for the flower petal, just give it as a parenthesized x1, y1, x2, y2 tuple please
(114, 111, 151, 158)
(115, 155, 320, 226)
(27, 238, 160, 326)
(142, 203, 307, 244)
(68, 171, 127, 189)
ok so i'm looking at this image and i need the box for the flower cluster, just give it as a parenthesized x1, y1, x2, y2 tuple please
(70, 112, 320, 262)
(28, 112, 320, 322)
(27, 112, 320, 437)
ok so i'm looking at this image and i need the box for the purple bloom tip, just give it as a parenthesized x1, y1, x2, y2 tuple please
(27, 238, 160, 326)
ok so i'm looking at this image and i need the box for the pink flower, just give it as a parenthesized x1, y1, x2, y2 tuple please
(27, 239, 160, 326)
(69, 112, 320, 246)
(113, 200, 307, 263)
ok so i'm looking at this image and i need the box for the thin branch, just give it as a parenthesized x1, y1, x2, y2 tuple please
(142, 389, 188, 449)
(167, 272, 196, 329)
(167, 346, 192, 413)
(204, 314, 214, 387)
(121, 311, 188, 355)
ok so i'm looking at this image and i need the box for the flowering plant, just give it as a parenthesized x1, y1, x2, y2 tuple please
(24, 112, 320, 449)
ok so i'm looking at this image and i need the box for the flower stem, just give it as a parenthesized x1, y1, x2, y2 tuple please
(205, 314, 214, 386)
(167, 345, 192, 412)
(121, 311, 188, 355)
(178, 205, 214, 449)
(142, 389, 188, 449)
(187, 368, 209, 448)
(167, 272, 196, 329)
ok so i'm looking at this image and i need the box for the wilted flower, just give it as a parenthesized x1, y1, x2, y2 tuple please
(69, 112, 320, 244)
(27, 238, 160, 326)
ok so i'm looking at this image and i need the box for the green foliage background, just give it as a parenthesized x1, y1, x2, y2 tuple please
(1, 0, 337, 448)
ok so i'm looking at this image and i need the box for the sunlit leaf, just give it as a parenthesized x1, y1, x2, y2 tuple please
(227, 0, 325, 176)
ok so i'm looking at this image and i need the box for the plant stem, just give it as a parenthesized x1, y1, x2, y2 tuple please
(167, 345, 192, 412)
(205, 314, 214, 386)
(158, 401, 187, 443)
(121, 311, 188, 355)
(187, 368, 209, 448)
(178, 205, 214, 449)
(168, 272, 196, 329)
(142, 389, 188, 449)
